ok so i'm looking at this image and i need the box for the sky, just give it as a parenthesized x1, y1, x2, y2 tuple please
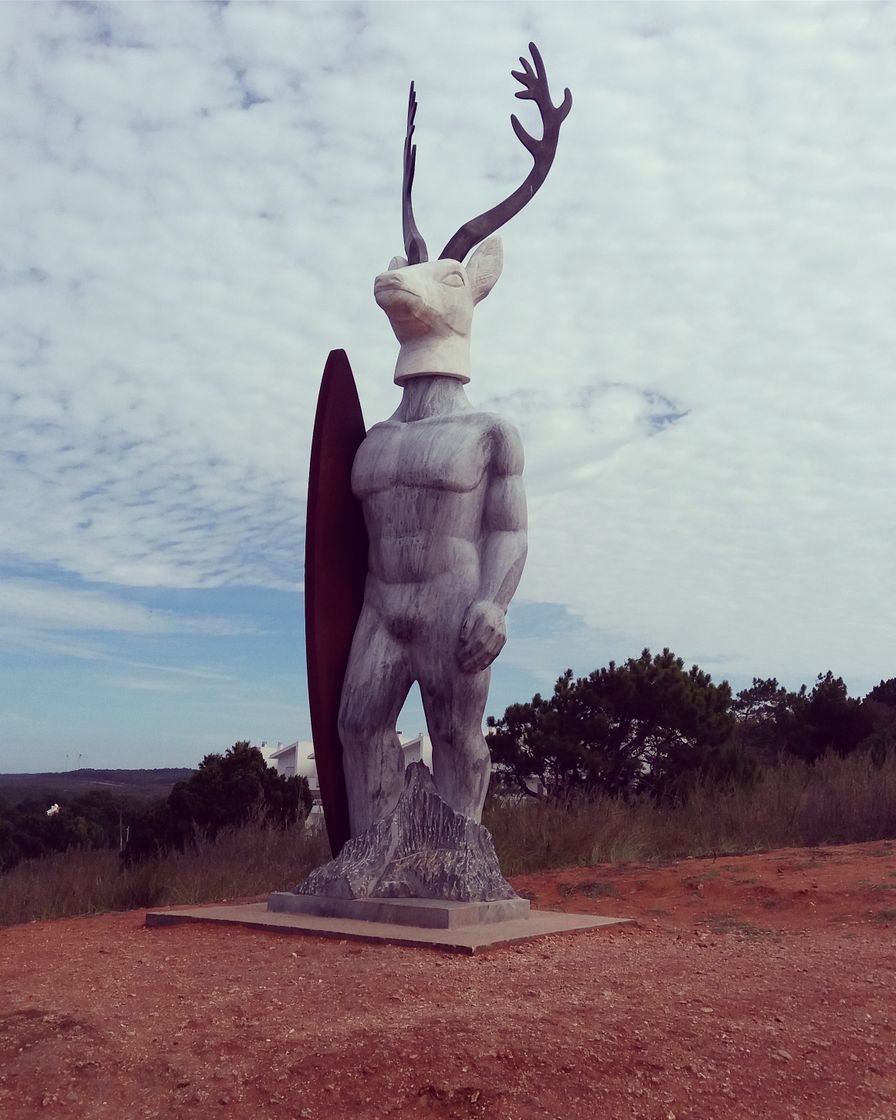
(2, 1, 895, 773)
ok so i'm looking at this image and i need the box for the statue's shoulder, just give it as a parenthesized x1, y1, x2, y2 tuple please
(362, 417, 400, 440)
(466, 410, 519, 434)
(473, 410, 522, 442)
(468, 411, 523, 473)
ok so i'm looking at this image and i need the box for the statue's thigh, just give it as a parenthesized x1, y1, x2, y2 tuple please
(340, 607, 413, 728)
(416, 649, 491, 740)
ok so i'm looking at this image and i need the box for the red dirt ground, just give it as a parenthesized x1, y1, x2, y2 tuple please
(1, 840, 894, 1119)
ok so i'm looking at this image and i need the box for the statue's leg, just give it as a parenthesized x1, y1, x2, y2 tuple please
(338, 604, 412, 837)
(417, 653, 492, 823)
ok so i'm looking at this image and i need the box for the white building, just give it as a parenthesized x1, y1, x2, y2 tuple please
(265, 740, 314, 781)
(267, 734, 433, 816)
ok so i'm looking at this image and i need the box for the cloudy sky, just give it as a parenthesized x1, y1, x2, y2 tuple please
(2, 1, 894, 773)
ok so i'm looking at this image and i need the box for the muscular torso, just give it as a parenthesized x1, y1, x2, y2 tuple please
(351, 412, 499, 640)
(354, 413, 492, 579)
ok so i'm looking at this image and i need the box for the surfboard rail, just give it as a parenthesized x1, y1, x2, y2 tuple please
(305, 349, 368, 856)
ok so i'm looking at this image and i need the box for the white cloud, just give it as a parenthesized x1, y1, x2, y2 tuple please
(105, 674, 182, 693)
(1, 0, 895, 723)
(0, 579, 256, 636)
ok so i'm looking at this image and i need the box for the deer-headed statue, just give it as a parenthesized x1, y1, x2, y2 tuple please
(303, 45, 572, 866)
(328, 44, 573, 843)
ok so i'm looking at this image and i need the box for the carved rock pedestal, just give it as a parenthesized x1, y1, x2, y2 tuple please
(268, 762, 528, 928)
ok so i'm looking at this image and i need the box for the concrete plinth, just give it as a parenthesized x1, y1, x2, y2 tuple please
(145, 902, 632, 955)
(267, 891, 529, 928)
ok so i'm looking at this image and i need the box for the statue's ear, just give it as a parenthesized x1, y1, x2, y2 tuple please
(467, 236, 503, 304)
(388, 255, 408, 270)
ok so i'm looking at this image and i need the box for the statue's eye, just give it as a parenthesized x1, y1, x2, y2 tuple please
(443, 272, 465, 287)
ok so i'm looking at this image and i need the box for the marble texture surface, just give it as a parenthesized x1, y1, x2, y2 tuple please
(294, 762, 521, 903)
(329, 224, 527, 882)
(338, 372, 527, 837)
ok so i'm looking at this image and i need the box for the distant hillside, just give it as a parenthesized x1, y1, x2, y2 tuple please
(0, 768, 196, 807)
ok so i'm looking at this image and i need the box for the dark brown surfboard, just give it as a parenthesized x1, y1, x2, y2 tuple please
(305, 349, 368, 856)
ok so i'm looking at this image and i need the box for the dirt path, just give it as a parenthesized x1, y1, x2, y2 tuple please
(1, 840, 894, 1119)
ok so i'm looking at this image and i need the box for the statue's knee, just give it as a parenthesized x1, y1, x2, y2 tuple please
(337, 703, 365, 747)
(433, 732, 491, 780)
(452, 732, 490, 767)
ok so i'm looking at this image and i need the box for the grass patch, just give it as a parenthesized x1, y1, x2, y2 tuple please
(558, 879, 619, 900)
(0, 819, 330, 929)
(706, 914, 774, 938)
(487, 751, 896, 875)
(872, 909, 896, 924)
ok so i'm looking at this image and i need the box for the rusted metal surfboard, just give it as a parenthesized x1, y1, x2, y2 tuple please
(305, 349, 368, 856)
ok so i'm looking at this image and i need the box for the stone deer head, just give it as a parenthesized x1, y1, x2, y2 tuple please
(374, 43, 572, 385)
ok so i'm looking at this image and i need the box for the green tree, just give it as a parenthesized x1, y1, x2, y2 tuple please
(167, 742, 310, 836)
(797, 672, 872, 761)
(0, 791, 141, 871)
(487, 648, 735, 800)
(731, 677, 808, 762)
(866, 678, 896, 709)
(124, 742, 311, 863)
(733, 673, 875, 762)
(863, 678, 896, 766)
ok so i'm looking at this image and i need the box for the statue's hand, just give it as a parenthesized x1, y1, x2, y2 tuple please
(457, 600, 507, 674)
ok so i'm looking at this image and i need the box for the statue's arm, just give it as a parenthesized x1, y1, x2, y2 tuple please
(456, 421, 527, 674)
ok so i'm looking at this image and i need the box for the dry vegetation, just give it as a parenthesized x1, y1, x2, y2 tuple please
(1, 750, 894, 928)
(486, 750, 896, 875)
(0, 819, 330, 928)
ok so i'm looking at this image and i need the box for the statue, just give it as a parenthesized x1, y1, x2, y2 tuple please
(340, 246, 525, 836)
(279, 44, 571, 910)
(342, 45, 571, 839)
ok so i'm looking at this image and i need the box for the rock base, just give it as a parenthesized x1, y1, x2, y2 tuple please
(291, 761, 519, 903)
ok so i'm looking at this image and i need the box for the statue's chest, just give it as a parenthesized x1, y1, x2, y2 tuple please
(353, 420, 486, 497)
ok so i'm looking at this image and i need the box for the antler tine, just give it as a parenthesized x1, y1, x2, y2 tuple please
(402, 81, 428, 265)
(439, 42, 572, 263)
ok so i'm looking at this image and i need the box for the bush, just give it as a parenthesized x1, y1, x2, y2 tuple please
(123, 742, 312, 864)
(0, 815, 331, 928)
(0, 791, 145, 872)
(487, 649, 734, 801)
(486, 749, 896, 875)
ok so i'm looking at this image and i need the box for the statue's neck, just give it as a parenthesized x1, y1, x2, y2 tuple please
(394, 376, 473, 422)
(393, 332, 471, 387)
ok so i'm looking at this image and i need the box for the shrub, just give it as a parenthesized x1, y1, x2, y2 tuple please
(123, 742, 312, 864)
(486, 749, 896, 874)
(0, 816, 331, 928)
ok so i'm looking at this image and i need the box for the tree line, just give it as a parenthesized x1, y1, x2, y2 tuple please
(486, 648, 896, 801)
(0, 742, 311, 872)
(3, 658, 894, 874)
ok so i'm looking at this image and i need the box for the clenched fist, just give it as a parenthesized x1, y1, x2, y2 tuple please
(457, 600, 507, 674)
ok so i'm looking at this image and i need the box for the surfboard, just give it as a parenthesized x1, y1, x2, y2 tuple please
(305, 349, 368, 856)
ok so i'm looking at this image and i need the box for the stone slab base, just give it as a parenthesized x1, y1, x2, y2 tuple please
(145, 902, 632, 955)
(267, 892, 529, 928)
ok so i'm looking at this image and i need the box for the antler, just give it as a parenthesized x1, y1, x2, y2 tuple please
(402, 82, 429, 265)
(439, 42, 572, 263)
